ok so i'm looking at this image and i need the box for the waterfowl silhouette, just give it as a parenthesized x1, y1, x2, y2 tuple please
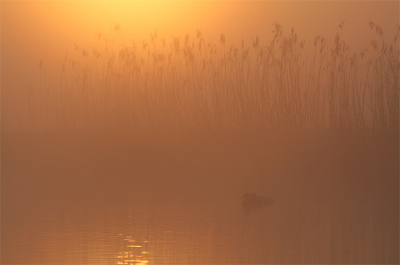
(242, 192, 274, 209)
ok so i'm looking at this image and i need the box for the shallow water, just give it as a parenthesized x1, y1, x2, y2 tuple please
(2, 131, 398, 264)
(2, 194, 398, 264)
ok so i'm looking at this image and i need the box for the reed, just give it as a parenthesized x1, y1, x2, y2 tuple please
(24, 22, 399, 132)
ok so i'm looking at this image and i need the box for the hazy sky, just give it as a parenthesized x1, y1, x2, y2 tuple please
(2, 1, 399, 131)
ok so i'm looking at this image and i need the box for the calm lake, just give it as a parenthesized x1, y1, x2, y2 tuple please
(2, 130, 398, 264)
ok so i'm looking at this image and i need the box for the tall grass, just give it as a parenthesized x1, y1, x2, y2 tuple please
(24, 22, 399, 132)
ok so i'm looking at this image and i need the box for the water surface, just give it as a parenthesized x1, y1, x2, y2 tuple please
(2, 131, 398, 264)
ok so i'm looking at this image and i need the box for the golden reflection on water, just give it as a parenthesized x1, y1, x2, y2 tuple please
(1, 197, 398, 264)
(118, 235, 149, 265)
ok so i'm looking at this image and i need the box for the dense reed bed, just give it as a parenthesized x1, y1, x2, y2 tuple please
(25, 22, 399, 132)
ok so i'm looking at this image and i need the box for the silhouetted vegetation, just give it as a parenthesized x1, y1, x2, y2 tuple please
(24, 22, 399, 132)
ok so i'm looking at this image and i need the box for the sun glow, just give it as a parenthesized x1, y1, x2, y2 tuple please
(2, 0, 398, 132)
(50, 1, 227, 43)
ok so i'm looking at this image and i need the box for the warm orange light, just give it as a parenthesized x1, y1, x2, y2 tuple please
(47, 1, 229, 45)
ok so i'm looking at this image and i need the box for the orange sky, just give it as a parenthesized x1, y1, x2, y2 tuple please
(1, 0, 399, 131)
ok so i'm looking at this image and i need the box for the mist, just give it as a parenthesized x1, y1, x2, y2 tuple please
(2, 1, 399, 264)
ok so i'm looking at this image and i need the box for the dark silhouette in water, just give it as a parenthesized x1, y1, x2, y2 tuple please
(242, 192, 274, 209)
